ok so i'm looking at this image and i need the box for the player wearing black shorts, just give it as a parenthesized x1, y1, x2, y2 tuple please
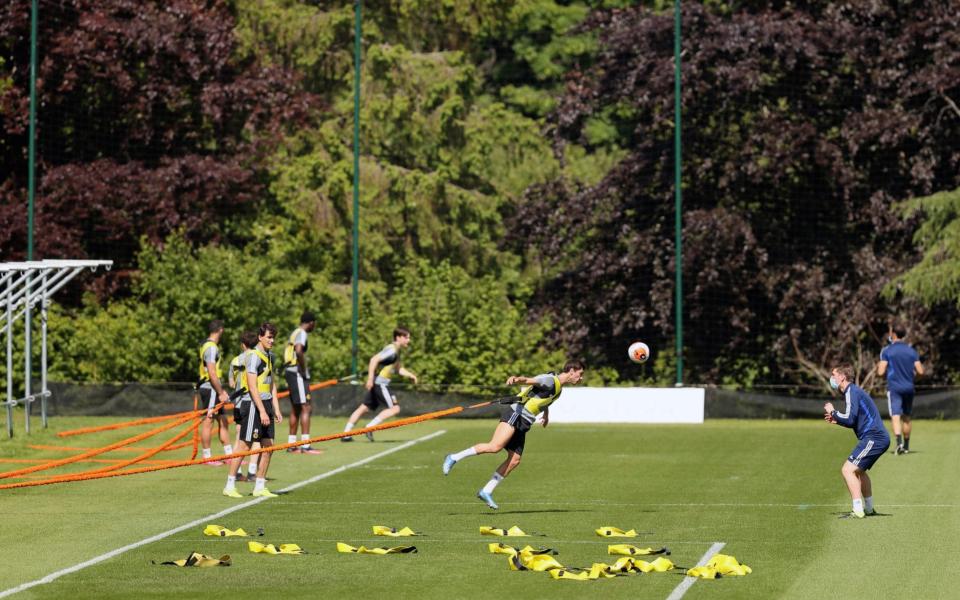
(342, 328, 418, 442)
(228, 330, 259, 481)
(223, 323, 282, 499)
(441, 360, 585, 509)
(283, 312, 320, 454)
(197, 320, 232, 465)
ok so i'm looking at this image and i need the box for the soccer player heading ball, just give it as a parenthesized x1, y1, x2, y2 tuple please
(442, 360, 585, 509)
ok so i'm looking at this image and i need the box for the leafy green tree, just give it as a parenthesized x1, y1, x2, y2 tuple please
(391, 259, 565, 388)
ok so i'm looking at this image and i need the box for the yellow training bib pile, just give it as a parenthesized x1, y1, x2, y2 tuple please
(482, 525, 681, 583)
(372, 525, 421, 537)
(248, 542, 306, 555)
(686, 553, 752, 578)
(160, 552, 231, 567)
(336, 542, 418, 554)
(595, 526, 637, 537)
(203, 524, 249, 537)
(480, 525, 529, 537)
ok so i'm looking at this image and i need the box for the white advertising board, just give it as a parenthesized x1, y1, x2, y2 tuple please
(547, 387, 705, 424)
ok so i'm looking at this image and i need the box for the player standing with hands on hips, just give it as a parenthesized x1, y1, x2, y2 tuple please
(823, 365, 890, 519)
(877, 325, 924, 454)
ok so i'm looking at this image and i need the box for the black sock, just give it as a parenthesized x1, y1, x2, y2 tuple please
(903, 437, 909, 450)
(896, 434, 902, 447)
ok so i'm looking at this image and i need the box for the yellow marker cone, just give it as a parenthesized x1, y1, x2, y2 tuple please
(372, 525, 420, 537)
(160, 552, 231, 567)
(480, 525, 528, 537)
(248, 542, 306, 555)
(336, 542, 418, 554)
(595, 526, 637, 537)
(204, 525, 248, 537)
(607, 544, 669, 556)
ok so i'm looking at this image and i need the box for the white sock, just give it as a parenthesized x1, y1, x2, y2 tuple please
(300, 434, 311, 449)
(202, 448, 212, 459)
(452, 447, 477, 462)
(344, 422, 355, 433)
(248, 461, 258, 476)
(288, 435, 297, 444)
(223, 444, 233, 455)
(481, 472, 504, 495)
(864, 496, 873, 511)
(368, 416, 384, 427)
(254, 478, 266, 493)
(225, 476, 236, 489)
(852, 498, 864, 513)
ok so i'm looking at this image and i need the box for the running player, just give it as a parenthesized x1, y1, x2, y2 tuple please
(342, 327, 417, 442)
(197, 319, 232, 465)
(283, 311, 320, 454)
(824, 365, 890, 518)
(877, 325, 924, 454)
(223, 323, 282, 498)
(442, 360, 585, 509)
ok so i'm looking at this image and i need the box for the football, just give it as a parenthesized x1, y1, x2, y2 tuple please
(628, 341, 650, 364)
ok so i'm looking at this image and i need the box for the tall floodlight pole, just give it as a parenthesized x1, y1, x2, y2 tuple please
(673, 0, 684, 386)
(350, 1, 362, 376)
(27, 0, 38, 261)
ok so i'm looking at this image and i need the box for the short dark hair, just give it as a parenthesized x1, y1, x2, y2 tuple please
(208, 319, 224, 334)
(301, 311, 316, 324)
(259, 322, 278, 337)
(891, 323, 907, 338)
(394, 327, 411, 339)
(563, 360, 585, 373)
(240, 330, 258, 349)
(833, 365, 854, 381)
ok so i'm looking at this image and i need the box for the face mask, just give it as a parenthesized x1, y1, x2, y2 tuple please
(829, 377, 839, 390)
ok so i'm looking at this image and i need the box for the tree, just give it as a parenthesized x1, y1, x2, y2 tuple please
(0, 0, 310, 296)
(513, 1, 960, 385)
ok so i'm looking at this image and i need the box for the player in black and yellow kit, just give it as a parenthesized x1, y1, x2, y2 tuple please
(342, 327, 418, 441)
(442, 360, 585, 509)
(228, 330, 259, 481)
(223, 323, 282, 498)
(283, 311, 320, 453)
(197, 320, 232, 465)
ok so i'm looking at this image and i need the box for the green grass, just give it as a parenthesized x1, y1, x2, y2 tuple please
(1, 413, 958, 599)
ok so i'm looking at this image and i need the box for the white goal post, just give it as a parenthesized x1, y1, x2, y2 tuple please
(1, 260, 112, 437)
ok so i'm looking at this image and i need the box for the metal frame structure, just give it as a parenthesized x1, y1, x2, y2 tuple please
(1, 260, 112, 437)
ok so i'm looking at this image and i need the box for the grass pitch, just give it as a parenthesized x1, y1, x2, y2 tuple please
(1, 414, 957, 599)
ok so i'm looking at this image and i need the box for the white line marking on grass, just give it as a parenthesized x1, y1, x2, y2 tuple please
(274, 500, 960, 508)
(665, 541, 725, 600)
(0, 429, 446, 599)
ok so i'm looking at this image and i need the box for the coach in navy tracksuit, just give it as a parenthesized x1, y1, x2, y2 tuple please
(877, 326, 924, 454)
(823, 365, 890, 519)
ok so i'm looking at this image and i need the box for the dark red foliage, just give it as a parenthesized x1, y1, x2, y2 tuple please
(513, 1, 960, 385)
(0, 0, 312, 294)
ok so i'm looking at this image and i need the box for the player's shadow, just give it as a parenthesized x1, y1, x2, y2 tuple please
(446, 509, 589, 516)
(831, 511, 893, 518)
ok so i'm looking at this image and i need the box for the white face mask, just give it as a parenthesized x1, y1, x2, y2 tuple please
(829, 376, 839, 390)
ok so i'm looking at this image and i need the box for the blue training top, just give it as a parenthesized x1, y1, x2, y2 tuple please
(831, 384, 889, 442)
(880, 341, 919, 394)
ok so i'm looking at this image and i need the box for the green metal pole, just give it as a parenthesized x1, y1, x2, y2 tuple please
(673, 0, 683, 386)
(27, 0, 38, 261)
(350, 0, 362, 376)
